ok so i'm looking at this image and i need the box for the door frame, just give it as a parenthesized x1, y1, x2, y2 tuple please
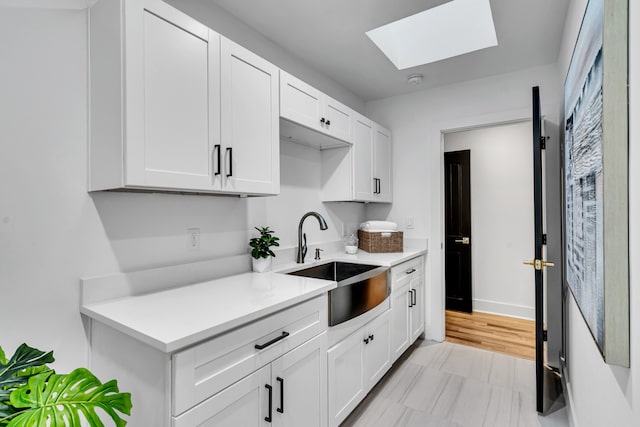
(428, 109, 538, 342)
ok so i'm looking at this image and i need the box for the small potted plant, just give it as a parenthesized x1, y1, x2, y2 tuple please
(249, 226, 280, 272)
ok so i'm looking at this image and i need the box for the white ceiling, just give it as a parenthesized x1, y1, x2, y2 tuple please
(210, 0, 569, 102)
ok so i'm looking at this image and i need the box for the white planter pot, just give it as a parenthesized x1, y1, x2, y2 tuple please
(252, 257, 272, 273)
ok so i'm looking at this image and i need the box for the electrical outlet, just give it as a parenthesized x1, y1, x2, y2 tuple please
(406, 217, 414, 229)
(188, 228, 200, 251)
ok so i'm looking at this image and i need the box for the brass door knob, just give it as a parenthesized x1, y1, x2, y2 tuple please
(454, 237, 470, 244)
(523, 259, 555, 270)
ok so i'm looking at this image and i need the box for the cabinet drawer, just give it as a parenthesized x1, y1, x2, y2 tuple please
(172, 294, 328, 415)
(390, 257, 423, 290)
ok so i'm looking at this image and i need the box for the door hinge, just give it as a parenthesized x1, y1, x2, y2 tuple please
(543, 330, 548, 341)
(542, 234, 547, 245)
(540, 136, 548, 149)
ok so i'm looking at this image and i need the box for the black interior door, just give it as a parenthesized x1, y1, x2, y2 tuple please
(444, 150, 472, 313)
(530, 86, 563, 414)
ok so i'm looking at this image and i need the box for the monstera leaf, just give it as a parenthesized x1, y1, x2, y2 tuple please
(6, 368, 132, 427)
(0, 344, 54, 405)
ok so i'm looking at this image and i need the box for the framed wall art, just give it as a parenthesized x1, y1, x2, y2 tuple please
(563, 0, 629, 366)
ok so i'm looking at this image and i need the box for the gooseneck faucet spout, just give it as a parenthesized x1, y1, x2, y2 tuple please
(297, 212, 328, 263)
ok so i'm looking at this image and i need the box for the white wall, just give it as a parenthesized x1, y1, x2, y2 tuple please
(444, 121, 535, 319)
(560, 0, 639, 425)
(0, 6, 364, 372)
(365, 64, 560, 340)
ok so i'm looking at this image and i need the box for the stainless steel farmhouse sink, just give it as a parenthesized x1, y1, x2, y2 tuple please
(287, 261, 389, 326)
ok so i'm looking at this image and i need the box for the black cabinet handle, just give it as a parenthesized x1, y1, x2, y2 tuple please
(226, 147, 233, 177)
(408, 290, 413, 308)
(369, 334, 374, 341)
(411, 289, 417, 306)
(320, 117, 326, 124)
(276, 377, 284, 414)
(364, 337, 370, 344)
(373, 178, 380, 194)
(265, 384, 273, 422)
(214, 144, 221, 176)
(377, 178, 381, 194)
(255, 332, 290, 350)
(406, 268, 416, 275)
(326, 119, 331, 126)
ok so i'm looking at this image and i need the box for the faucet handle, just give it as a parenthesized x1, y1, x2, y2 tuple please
(302, 233, 307, 261)
(314, 248, 324, 260)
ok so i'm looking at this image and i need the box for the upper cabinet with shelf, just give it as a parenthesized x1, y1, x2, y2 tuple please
(280, 71, 354, 149)
(89, 0, 279, 196)
(322, 112, 393, 203)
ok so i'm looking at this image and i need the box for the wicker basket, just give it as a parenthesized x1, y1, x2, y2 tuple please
(358, 229, 403, 253)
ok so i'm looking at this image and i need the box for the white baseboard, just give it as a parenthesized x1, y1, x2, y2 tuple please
(473, 298, 534, 320)
(561, 364, 578, 427)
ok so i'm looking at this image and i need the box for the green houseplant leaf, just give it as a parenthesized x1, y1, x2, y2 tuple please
(6, 368, 132, 427)
(0, 344, 54, 404)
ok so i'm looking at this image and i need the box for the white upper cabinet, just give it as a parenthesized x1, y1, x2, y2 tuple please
(322, 112, 392, 203)
(280, 71, 353, 145)
(352, 115, 375, 201)
(373, 124, 393, 203)
(323, 95, 353, 143)
(219, 38, 280, 195)
(280, 71, 323, 131)
(89, 0, 278, 196)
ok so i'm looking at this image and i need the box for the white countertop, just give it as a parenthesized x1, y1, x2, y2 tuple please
(81, 245, 427, 354)
(81, 272, 336, 353)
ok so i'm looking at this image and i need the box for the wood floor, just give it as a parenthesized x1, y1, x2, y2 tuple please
(341, 341, 568, 427)
(445, 310, 536, 360)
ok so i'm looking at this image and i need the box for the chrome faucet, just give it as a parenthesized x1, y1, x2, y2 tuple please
(297, 212, 328, 263)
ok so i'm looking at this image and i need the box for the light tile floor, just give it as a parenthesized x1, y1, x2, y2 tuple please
(342, 340, 569, 427)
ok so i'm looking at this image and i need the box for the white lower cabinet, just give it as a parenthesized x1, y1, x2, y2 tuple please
(88, 295, 328, 427)
(174, 333, 327, 427)
(327, 310, 391, 427)
(173, 365, 270, 427)
(390, 275, 411, 361)
(390, 257, 425, 361)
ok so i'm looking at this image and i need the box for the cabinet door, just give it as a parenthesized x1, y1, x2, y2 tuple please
(172, 365, 270, 427)
(271, 333, 327, 427)
(363, 310, 391, 389)
(221, 38, 279, 195)
(280, 71, 323, 132)
(125, 0, 220, 191)
(410, 269, 425, 341)
(352, 114, 375, 201)
(323, 96, 353, 143)
(373, 124, 392, 203)
(390, 278, 411, 361)
(327, 331, 365, 427)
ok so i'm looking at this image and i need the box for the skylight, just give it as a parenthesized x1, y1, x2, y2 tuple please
(366, 0, 498, 70)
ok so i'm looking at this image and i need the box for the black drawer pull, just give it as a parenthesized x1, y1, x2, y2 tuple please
(255, 331, 290, 350)
(276, 377, 284, 414)
(408, 290, 413, 308)
(265, 384, 273, 422)
(406, 268, 416, 274)
(411, 289, 417, 306)
(369, 334, 374, 341)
